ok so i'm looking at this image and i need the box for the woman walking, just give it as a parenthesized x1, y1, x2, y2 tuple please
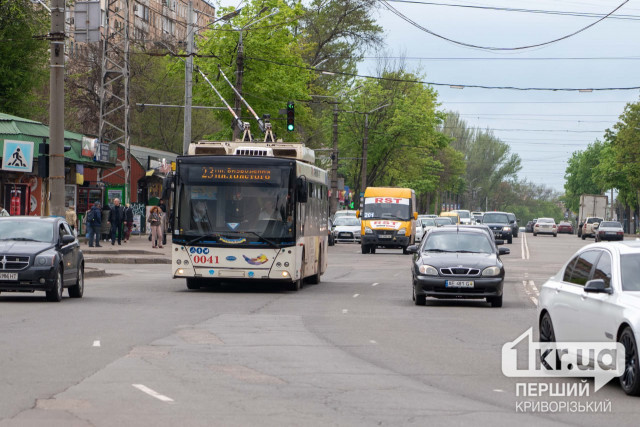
(147, 206, 163, 248)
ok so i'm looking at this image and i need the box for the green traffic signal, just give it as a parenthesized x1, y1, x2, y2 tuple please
(287, 124, 294, 131)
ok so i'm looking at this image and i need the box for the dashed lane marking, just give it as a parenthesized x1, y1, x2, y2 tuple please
(522, 280, 538, 306)
(93, 340, 101, 347)
(342, 309, 348, 314)
(353, 294, 360, 298)
(370, 340, 377, 344)
(132, 384, 174, 403)
(372, 282, 379, 287)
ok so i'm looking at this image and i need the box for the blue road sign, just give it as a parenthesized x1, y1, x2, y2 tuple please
(2, 140, 34, 173)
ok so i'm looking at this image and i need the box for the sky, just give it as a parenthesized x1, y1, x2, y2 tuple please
(216, 0, 640, 192)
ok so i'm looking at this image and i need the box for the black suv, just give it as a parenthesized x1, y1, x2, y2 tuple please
(481, 211, 513, 244)
(0, 217, 84, 302)
(507, 213, 518, 238)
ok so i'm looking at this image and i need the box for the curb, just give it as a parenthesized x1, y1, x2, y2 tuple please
(85, 267, 107, 278)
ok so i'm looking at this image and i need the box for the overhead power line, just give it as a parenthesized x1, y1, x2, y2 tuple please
(380, 0, 629, 51)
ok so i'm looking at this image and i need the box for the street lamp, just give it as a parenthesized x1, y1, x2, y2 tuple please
(361, 103, 390, 194)
(230, 8, 280, 140)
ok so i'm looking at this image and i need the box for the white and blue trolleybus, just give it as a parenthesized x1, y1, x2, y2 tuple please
(171, 141, 328, 291)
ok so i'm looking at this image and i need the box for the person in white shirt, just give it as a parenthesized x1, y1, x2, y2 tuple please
(0, 204, 9, 217)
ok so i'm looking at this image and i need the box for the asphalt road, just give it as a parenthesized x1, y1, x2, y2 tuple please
(0, 232, 638, 426)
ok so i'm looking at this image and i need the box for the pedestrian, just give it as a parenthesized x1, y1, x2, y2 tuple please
(159, 199, 167, 213)
(108, 198, 125, 245)
(147, 206, 163, 248)
(65, 205, 77, 234)
(123, 203, 134, 242)
(0, 204, 10, 217)
(86, 202, 102, 247)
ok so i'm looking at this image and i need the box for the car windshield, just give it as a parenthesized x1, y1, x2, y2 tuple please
(334, 218, 360, 226)
(455, 211, 471, 219)
(601, 221, 622, 228)
(482, 213, 509, 224)
(621, 254, 640, 291)
(362, 198, 411, 220)
(421, 219, 436, 227)
(0, 220, 54, 243)
(587, 218, 603, 224)
(538, 218, 554, 223)
(423, 232, 493, 254)
(435, 218, 453, 226)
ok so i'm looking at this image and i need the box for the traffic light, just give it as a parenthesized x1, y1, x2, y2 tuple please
(286, 101, 294, 131)
(37, 141, 72, 178)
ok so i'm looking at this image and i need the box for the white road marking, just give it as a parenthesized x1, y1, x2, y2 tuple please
(522, 280, 538, 306)
(493, 389, 504, 393)
(370, 340, 377, 344)
(92, 340, 101, 347)
(371, 282, 379, 287)
(353, 294, 360, 298)
(342, 309, 348, 314)
(521, 231, 530, 260)
(132, 384, 174, 403)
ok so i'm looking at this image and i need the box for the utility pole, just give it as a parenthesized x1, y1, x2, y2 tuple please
(361, 112, 369, 195)
(232, 30, 244, 141)
(49, 0, 65, 216)
(330, 102, 339, 214)
(183, 0, 194, 155)
(123, 0, 131, 204)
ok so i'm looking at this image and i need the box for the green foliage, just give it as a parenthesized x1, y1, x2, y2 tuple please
(0, 0, 49, 118)
(196, 0, 310, 141)
(563, 140, 606, 213)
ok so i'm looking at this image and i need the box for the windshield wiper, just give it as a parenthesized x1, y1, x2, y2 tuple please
(457, 250, 483, 253)
(424, 249, 455, 253)
(222, 231, 279, 248)
(187, 233, 220, 246)
(0, 237, 41, 242)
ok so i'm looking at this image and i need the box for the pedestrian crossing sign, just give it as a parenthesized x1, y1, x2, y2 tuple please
(2, 140, 34, 173)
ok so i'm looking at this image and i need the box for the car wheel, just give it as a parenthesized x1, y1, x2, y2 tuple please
(186, 278, 201, 290)
(68, 265, 84, 298)
(581, 234, 586, 240)
(539, 312, 556, 343)
(403, 246, 409, 255)
(307, 252, 322, 285)
(619, 327, 640, 395)
(533, 233, 537, 236)
(413, 283, 426, 306)
(487, 295, 502, 308)
(46, 268, 63, 302)
(361, 245, 369, 254)
(554, 233, 557, 238)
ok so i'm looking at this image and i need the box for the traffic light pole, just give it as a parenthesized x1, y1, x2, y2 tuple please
(49, 0, 66, 217)
(330, 102, 338, 214)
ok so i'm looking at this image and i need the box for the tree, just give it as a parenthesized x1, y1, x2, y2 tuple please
(0, 0, 49, 118)
(563, 141, 606, 213)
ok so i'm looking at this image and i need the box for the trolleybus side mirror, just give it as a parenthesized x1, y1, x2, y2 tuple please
(296, 177, 308, 203)
(355, 210, 359, 218)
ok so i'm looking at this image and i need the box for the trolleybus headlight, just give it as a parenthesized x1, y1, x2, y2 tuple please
(177, 268, 185, 275)
(282, 271, 289, 277)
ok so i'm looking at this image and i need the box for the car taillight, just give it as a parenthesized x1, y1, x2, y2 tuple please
(618, 232, 624, 235)
(552, 225, 556, 228)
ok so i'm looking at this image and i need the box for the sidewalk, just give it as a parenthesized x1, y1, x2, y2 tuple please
(80, 233, 171, 278)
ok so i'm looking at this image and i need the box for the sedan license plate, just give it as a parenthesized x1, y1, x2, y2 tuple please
(379, 235, 392, 239)
(446, 280, 474, 288)
(0, 272, 18, 281)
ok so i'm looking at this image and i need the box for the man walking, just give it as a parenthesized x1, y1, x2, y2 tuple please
(108, 198, 125, 245)
(86, 202, 102, 247)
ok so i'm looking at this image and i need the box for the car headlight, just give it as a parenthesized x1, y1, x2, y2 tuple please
(397, 228, 406, 235)
(418, 264, 438, 275)
(502, 226, 511, 231)
(365, 227, 373, 234)
(35, 254, 55, 266)
(482, 266, 501, 277)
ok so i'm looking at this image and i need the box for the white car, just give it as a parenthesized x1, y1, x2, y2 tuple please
(332, 217, 361, 243)
(415, 218, 438, 243)
(538, 241, 640, 395)
(333, 210, 357, 222)
(452, 210, 472, 225)
(533, 217, 557, 237)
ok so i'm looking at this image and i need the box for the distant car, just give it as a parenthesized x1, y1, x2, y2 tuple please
(533, 217, 557, 237)
(416, 218, 437, 243)
(442, 223, 497, 244)
(418, 214, 438, 220)
(538, 241, 640, 395)
(434, 217, 454, 227)
(481, 211, 513, 244)
(328, 219, 335, 246)
(333, 210, 357, 222)
(557, 221, 574, 234)
(408, 226, 510, 307)
(525, 221, 535, 233)
(595, 221, 624, 242)
(439, 211, 460, 224)
(471, 212, 484, 224)
(332, 217, 361, 243)
(507, 213, 518, 238)
(452, 210, 472, 225)
(0, 217, 84, 302)
(582, 217, 604, 240)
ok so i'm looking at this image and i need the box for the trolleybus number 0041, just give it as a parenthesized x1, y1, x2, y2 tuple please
(192, 255, 219, 264)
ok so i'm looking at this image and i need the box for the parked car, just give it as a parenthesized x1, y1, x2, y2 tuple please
(481, 211, 513, 244)
(595, 221, 624, 242)
(0, 217, 84, 302)
(507, 213, 519, 238)
(408, 226, 510, 307)
(328, 219, 335, 246)
(537, 240, 640, 395)
(416, 218, 437, 243)
(332, 217, 361, 243)
(557, 221, 574, 234)
(533, 217, 557, 237)
(581, 217, 604, 240)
